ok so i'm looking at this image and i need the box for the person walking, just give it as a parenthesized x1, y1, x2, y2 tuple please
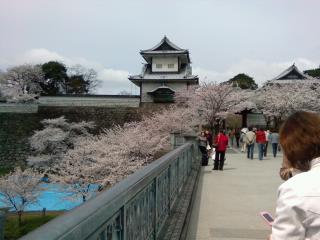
(198, 131, 208, 166)
(269, 129, 280, 158)
(245, 127, 255, 159)
(235, 128, 241, 148)
(269, 111, 320, 240)
(229, 129, 235, 148)
(205, 130, 213, 148)
(213, 130, 228, 171)
(256, 128, 266, 160)
(240, 128, 247, 152)
(205, 130, 213, 161)
(264, 129, 270, 157)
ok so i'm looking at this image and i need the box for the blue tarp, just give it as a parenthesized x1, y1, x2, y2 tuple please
(0, 183, 98, 211)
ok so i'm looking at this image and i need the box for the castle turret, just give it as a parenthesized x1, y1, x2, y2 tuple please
(129, 36, 199, 104)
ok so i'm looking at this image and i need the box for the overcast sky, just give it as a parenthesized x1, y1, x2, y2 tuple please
(0, 0, 319, 94)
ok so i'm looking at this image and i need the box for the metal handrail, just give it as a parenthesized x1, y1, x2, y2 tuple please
(20, 141, 198, 240)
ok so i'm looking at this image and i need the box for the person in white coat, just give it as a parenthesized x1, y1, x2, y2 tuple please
(270, 111, 320, 240)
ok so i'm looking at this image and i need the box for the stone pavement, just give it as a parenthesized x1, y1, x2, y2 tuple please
(186, 146, 283, 240)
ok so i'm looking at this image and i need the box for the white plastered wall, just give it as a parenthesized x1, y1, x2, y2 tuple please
(141, 83, 162, 103)
(152, 57, 178, 72)
(141, 81, 195, 103)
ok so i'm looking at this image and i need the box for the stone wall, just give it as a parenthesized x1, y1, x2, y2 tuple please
(0, 103, 38, 113)
(0, 113, 41, 170)
(0, 104, 142, 172)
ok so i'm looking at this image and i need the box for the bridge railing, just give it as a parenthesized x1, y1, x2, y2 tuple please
(21, 141, 199, 240)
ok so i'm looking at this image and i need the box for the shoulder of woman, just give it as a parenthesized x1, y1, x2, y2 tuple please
(277, 179, 305, 208)
(279, 171, 314, 197)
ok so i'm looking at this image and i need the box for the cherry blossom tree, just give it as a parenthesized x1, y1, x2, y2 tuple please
(0, 64, 44, 102)
(49, 143, 102, 202)
(0, 168, 42, 225)
(28, 117, 97, 202)
(36, 104, 198, 198)
(26, 83, 256, 202)
(31, 80, 318, 204)
(176, 83, 254, 132)
(256, 82, 320, 128)
(28, 116, 95, 167)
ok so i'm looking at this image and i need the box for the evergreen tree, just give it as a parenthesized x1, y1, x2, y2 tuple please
(304, 67, 320, 79)
(41, 61, 68, 95)
(226, 73, 258, 90)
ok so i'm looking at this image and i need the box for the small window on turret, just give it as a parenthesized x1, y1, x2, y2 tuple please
(168, 64, 174, 69)
(156, 64, 162, 69)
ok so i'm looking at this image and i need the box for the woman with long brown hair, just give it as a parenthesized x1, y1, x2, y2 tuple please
(270, 111, 320, 239)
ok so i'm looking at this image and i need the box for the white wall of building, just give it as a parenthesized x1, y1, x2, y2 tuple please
(141, 83, 162, 102)
(152, 57, 178, 72)
(140, 81, 197, 103)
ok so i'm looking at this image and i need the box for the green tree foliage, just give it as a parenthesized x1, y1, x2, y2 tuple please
(67, 64, 99, 94)
(67, 75, 90, 94)
(304, 67, 320, 79)
(41, 61, 68, 95)
(41, 62, 99, 95)
(226, 73, 258, 90)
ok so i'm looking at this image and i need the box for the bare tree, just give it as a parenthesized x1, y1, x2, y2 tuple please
(67, 64, 100, 94)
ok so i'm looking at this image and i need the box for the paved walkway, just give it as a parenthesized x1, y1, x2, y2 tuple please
(187, 146, 283, 240)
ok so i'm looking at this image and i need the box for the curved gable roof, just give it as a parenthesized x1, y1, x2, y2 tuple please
(273, 64, 310, 80)
(141, 36, 186, 53)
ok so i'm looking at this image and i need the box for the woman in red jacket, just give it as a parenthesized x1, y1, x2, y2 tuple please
(213, 130, 229, 171)
(255, 128, 266, 160)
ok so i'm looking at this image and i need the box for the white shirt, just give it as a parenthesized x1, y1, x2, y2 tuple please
(272, 158, 320, 240)
(265, 131, 270, 141)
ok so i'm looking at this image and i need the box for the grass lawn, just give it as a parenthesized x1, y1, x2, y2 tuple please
(5, 211, 63, 240)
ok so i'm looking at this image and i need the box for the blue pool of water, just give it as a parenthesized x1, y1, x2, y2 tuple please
(0, 183, 98, 211)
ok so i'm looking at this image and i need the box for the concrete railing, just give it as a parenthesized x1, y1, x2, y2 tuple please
(20, 141, 200, 240)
